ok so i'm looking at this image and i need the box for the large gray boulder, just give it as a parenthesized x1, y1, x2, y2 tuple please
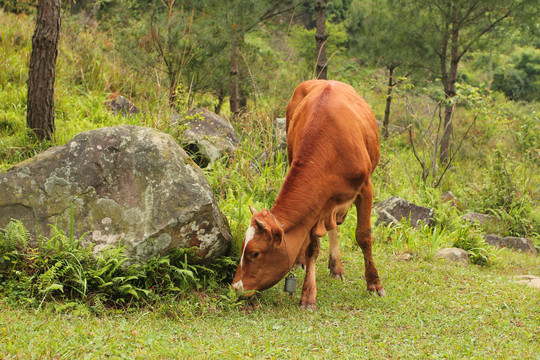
(484, 234, 537, 256)
(0, 126, 231, 263)
(374, 196, 435, 228)
(173, 108, 240, 167)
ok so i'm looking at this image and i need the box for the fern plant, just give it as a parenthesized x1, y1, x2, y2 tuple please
(0, 219, 240, 308)
(0, 219, 30, 254)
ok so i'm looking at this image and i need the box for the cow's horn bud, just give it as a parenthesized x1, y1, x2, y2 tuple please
(249, 205, 257, 214)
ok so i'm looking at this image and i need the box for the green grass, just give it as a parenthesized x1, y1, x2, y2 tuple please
(1, 241, 538, 359)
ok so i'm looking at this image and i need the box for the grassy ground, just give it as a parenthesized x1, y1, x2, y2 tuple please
(1, 240, 538, 359)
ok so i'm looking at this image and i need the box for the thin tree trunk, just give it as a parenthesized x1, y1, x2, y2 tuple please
(488, 47, 494, 89)
(169, 78, 179, 108)
(383, 66, 394, 140)
(439, 8, 459, 164)
(315, 0, 328, 79)
(229, 31, 240, 116)
(27, 0, 61, 141)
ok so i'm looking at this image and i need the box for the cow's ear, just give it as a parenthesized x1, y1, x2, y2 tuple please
(254, 218, 266, 230)
(272, 227, 283, 244)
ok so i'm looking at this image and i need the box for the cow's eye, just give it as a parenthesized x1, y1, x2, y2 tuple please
(251, 251, 260, 259)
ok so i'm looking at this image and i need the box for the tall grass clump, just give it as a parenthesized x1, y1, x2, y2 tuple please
(451, 225, 496, 266)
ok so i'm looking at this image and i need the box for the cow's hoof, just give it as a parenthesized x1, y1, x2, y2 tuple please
(300, 303, 317, 310)
(368, 288, 386, 297)
(330, 272, 345, 280)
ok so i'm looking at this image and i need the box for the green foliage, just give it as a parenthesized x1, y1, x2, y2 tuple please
(374, 221, 445, 259)
(0, 0, 35, 14)
(296, 0, 353, 25)
(492, 46, 540, 102)
(0, 220, 237, 308)
(375, 217, 497, 267)
(287, 21, 349, 78)
(346, 0, 413, 73)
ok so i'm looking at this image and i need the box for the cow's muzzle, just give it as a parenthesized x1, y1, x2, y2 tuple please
(232, 279, 244, 292)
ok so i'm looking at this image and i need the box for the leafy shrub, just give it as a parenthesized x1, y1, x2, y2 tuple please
(492, 46, 540, 102)
(0, 220, 238, 308)
(452, 226, 494, 266)
(0, 0, 36, 14)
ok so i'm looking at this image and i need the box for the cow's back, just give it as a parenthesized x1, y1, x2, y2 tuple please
(285, 80, 379, 176)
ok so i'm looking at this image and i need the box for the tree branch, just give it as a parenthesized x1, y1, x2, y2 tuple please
(458, 6, 518, 60)
(434, 115, 478, 187)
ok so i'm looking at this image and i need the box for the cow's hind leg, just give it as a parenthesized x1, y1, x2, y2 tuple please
(355, 181, 385, 296)
(300, 234, 320, 310)
(328, 228, 345, 279)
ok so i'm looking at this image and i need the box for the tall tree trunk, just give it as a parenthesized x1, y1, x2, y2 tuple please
(229, 32, 240, 116)
(27, 0, 61, 141)
(315, 0, 328, 79)
(439, 8, 459, 164)
(383, 66, 394, 140)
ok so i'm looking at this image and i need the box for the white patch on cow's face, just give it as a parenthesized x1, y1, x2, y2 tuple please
(240, 225, 256, 270)
(232, 280, 244, 291)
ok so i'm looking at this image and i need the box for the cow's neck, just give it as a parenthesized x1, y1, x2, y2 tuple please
(270, 160, 329, 267)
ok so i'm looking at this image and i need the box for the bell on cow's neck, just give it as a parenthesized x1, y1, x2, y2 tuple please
(283, 273, 296, 295)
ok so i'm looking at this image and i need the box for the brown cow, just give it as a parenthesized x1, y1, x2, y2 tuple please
(232, 80, 385, 309)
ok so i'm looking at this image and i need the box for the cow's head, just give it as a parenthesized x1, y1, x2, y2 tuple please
(232, 206, 288, 296)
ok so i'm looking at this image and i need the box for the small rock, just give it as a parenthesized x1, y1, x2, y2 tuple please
(107, 95, 140, 116)
(435, 248, 469, 267)
(462, 212, 493, 225)
(396, 253, 412, 261)
(275, 117, 287, 149)
(374, 196, 434, 228)
(515, 275, 540, 290)
(484, 234, 537, 256)
(441, 191, 463, 211)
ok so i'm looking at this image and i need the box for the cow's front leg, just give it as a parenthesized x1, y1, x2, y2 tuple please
(300, 234, 320, 310)
(328, 228, 345, 279)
